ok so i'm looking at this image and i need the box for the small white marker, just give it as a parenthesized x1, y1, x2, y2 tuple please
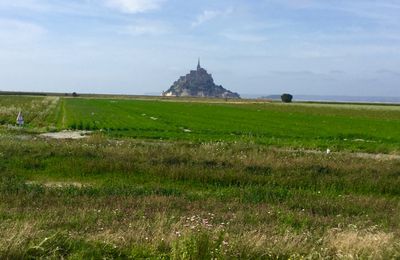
(326, 149, 331, 154)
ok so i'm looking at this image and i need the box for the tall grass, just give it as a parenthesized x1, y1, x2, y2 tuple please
(0, 96, 59, 129)
(1, 96, 400, 258)
(1, 136, 400, 258)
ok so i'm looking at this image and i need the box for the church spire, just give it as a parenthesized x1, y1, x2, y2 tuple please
(197, 58, 201, 70)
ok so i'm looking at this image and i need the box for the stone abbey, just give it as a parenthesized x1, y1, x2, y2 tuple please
(163, 60, 240, 98)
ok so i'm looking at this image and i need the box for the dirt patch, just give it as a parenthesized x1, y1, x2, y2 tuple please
(280, 148, 400, 161)
(26, 181, 89, 188)
(40, 130, 91, 140)
(352, 152, 400, 160)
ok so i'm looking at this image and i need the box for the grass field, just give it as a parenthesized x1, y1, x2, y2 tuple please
(0, 96, 59, 129)
(1, 95, 400, 259)
(60, 98, 400, 153)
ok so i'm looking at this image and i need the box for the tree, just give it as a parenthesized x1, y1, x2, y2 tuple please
(281, 93, 293, 103)
(72, 92, 79, 97)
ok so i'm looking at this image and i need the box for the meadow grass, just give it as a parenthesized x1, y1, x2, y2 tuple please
(0, 96, 60, 130)
(1, 135, 400, 258)
(1, 96, 400, 258)
(60, 98, 400, 153)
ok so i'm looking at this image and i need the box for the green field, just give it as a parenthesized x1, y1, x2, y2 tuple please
(1, 96, 400, 259)
(0, 96, 59, 128)
(59, 98, 400, 153)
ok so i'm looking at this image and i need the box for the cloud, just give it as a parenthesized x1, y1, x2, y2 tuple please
(0, 18, 46, 44)
(330, 70, 346, 74)
(120, 21, 170, 36)
(376, 69, 400, 76)
(104, 0, 164, 14)
(192, 8, 233, 27)
(221, 31, 268, 43)
(270, 70, 321, 76)
(0, 0, 50, 11)
(268, 0, 315, 9)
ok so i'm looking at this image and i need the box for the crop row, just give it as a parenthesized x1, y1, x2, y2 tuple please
(61, 98, 400, 153)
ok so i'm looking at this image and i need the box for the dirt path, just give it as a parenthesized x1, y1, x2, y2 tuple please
(61, 99, 67, 129)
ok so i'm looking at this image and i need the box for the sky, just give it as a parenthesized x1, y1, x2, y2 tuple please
(0, 0, 399, 97)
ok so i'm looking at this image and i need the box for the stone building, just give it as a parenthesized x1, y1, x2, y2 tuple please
(163, 60, 240, 98)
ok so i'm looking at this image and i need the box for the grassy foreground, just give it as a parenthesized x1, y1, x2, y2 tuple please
(1, 135, 400, 259)
(0, 96, 400, 258)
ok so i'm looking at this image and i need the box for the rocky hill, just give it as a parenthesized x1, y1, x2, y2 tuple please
(163, 61, 240, 98)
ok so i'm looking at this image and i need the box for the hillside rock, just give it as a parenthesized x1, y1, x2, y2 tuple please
(163, 60, 240, 98)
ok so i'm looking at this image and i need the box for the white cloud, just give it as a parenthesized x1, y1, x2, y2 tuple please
(0, 19, 46, 44)
(120, 21, 170, 36)
(104, 0, 164, 14)
(192, 8, 233, 27)
(0, 0, 50, 11)
(222, 32, 268, 43)
(276, 1, 400, 26)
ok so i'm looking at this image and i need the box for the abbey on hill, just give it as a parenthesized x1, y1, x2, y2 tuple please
(162, 60, 240, 98)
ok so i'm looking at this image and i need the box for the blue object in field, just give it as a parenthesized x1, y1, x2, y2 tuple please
(16, 111, 24, 126)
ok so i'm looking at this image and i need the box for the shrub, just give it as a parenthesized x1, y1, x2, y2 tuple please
(281, 94, 293, 103)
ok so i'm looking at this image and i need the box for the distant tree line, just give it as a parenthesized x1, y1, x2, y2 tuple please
(0, 91, 47, 96)
(65, 92, 79, 97)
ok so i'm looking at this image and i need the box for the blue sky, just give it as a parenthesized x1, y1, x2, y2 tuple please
(0, 0, 399, 97)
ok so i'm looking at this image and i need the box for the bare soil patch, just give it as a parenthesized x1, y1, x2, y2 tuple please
(280, 147, 400, 161)
(40, 130, 91, 140)
(26, 181, 89, 188)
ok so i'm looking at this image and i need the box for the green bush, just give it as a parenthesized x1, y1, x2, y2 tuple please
(281, 93, 293, 103)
